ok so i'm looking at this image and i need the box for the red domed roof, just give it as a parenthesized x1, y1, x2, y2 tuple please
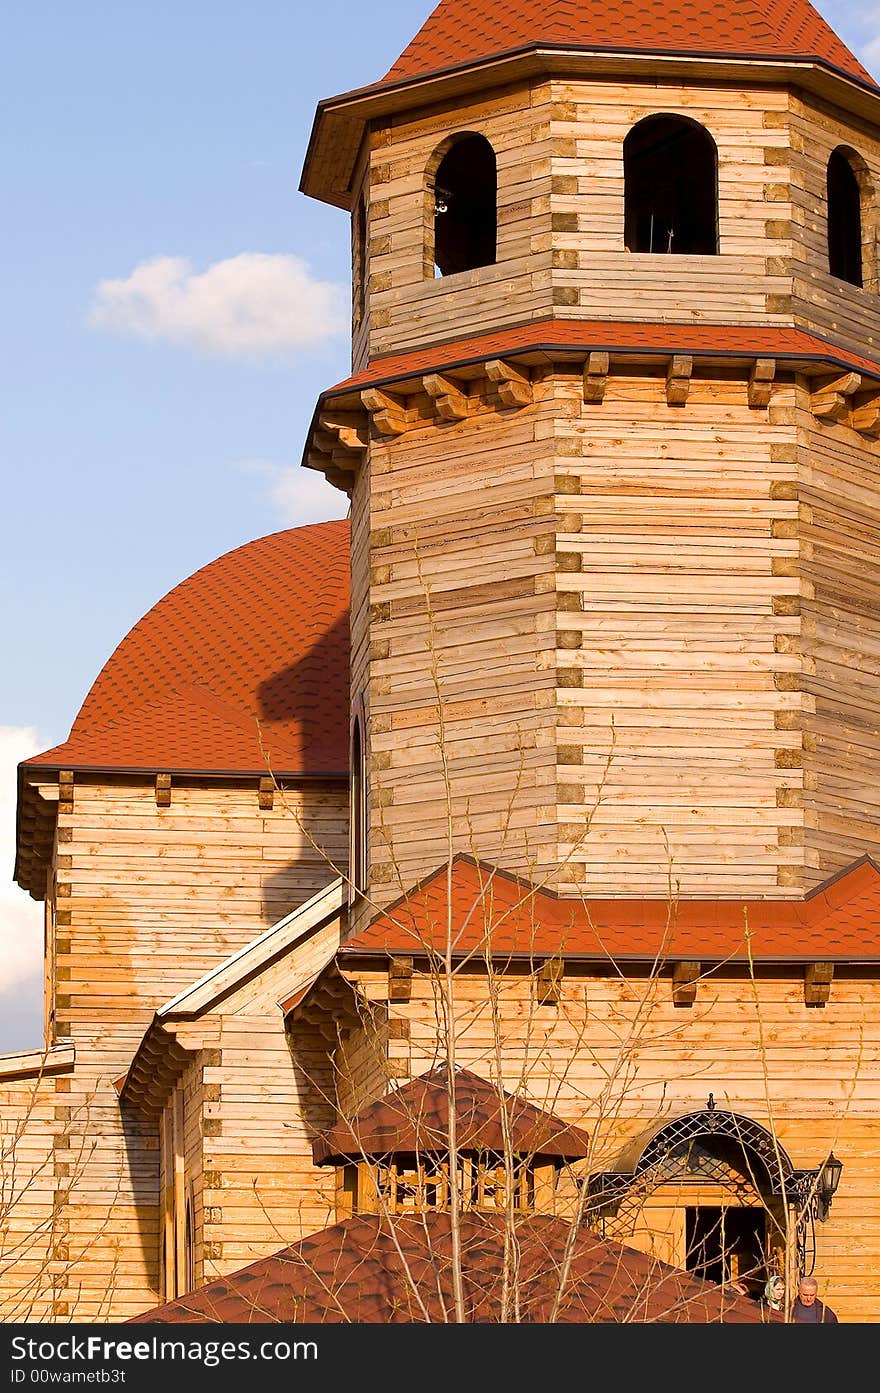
(28, 521, 350, 779)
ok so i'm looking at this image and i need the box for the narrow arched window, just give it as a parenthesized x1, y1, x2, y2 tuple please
(624, 115, 718, 255)
(827, 147, 865, 287)
(350, 713, 366, 896)
(430, 133, 497, 278)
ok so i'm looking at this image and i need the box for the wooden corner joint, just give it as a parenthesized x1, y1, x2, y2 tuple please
(666, 354, 693, 406)
(583, 351, 610, 404)
(388, 955, 414, 1002)
(672, 960, 701, 1007)
(537, 957, 564, 1005)
(748, 358, 776, 408)
(258, 776, 275, 811)
(155, 773, 172, 808)
(810, 372, 863, 424)
(804, 961, 834, 1007)
(485, 358, 532, 408)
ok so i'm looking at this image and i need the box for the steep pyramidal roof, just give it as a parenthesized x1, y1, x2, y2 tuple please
(382, 0, 874, 88)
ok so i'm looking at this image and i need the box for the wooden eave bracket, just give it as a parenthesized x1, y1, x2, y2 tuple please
(537, 957, 564, 1005)
(672, 960, 700, 1008)
(422, 371, 470, 421)
(748, 358, 776, 409)
(583, 351, 609, 404)
(810, 371, 862, 424)
(485, 358, 533, 408)
(58, 770, 74, 816)
(666, 355, 693, 406)
(155, 773, 172, 808)
(258, 776, 275, 811)
(850, 390, 880, 438)
(317, 409, 368, 454)
(804, 961, 834, 1007)
(361, 387, 409, 437)
(388, 955, 414, 1002)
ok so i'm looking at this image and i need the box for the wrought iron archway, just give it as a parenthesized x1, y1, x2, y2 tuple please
(585, 1098, 824, 1276)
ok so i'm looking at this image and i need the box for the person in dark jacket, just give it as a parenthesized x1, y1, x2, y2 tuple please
(791, 1275, 839, 1322)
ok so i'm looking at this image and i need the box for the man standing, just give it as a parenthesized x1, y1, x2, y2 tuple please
(791, 1275, 840, 1322)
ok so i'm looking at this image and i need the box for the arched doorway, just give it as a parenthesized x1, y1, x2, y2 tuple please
(586, 1101, 820, 1298)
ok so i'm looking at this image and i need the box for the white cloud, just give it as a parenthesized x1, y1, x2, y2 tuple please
(242, 458, 350, 526)
(0, 726, 44, 1002)
(89, 253, 348, 358)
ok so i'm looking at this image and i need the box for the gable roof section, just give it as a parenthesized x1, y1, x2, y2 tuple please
(129, 1209, 768, 1323)
(312, 1064, 592, 1164)
(119, 878, 346, 1116)
(25, 520, 350, 779)
(382, 0, 874, 88)
(341, 854, 880, 962)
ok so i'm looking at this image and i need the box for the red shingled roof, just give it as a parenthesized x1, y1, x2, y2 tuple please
(312, 1065, 593, 1164)
(342, 854, 880, 961)
(129, 1210, 769, 1323)
(322, 319, 880, 401)
(383, 0, 874, 88)
(27, 521, 350, 778)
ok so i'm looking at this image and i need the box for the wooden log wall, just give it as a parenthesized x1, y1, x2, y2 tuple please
(0, 1065, 67, 1320)
(361, 79, 807, 364)
(0, 774, 347, 1321)
(799, 392, 880, 884)
(551, 368, 804, 897)
(351, 372, 560, 932)
(363, 80, 555, 365)
(789, 92, 880, 360)
(345, 960, 880, 1322)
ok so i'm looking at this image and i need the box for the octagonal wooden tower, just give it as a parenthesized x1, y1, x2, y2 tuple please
(302, 0, 880, 918)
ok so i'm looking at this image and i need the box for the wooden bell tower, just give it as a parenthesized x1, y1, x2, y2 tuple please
(301, 0, 880, 920)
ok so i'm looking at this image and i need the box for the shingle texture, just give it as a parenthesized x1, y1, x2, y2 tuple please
(382, 0, 874, 87)
(130, 1210, 769, 1323)
(343, 854, 880, 961)
(27, 521, 350, 777)
(325, 320, 880, 400)
(312, 1065, 593, 1163)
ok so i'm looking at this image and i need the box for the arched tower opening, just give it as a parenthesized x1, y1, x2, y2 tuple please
(624, 114, 718, 255)
(827, 145, 873, 288)
(428, 132, 497, 278)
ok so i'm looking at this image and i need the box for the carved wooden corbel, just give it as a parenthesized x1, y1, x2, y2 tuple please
(583, 351, 609, 404)
(748, 358, 776, 408)
(666, 354, 693, 406)
(485, 358, 532, 408)
(804, 961, 834, 1007)
(672, 960, 700, 1007)
(361, 387, 409, 437)
(422, 372, 470, 421)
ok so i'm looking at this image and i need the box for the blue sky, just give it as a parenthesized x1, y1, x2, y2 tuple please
(1, 0, 877, 1050)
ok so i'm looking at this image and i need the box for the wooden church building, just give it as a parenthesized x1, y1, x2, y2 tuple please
(4, 0, 880, 1322)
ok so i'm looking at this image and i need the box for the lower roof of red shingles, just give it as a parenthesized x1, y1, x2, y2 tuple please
(320, 319, 880, 401)
(312, 1064, 593, 1164)
(128, 1209, 768, 1323)
(341, 854, 880, 963)
(25, 520, 351, 779)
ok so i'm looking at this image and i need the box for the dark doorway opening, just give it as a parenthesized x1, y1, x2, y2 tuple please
(685, 1206, 766, 1298)
(827, 148, 864, 287)
(432, 134, 497, 278)
(624, 115, 718, 255)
